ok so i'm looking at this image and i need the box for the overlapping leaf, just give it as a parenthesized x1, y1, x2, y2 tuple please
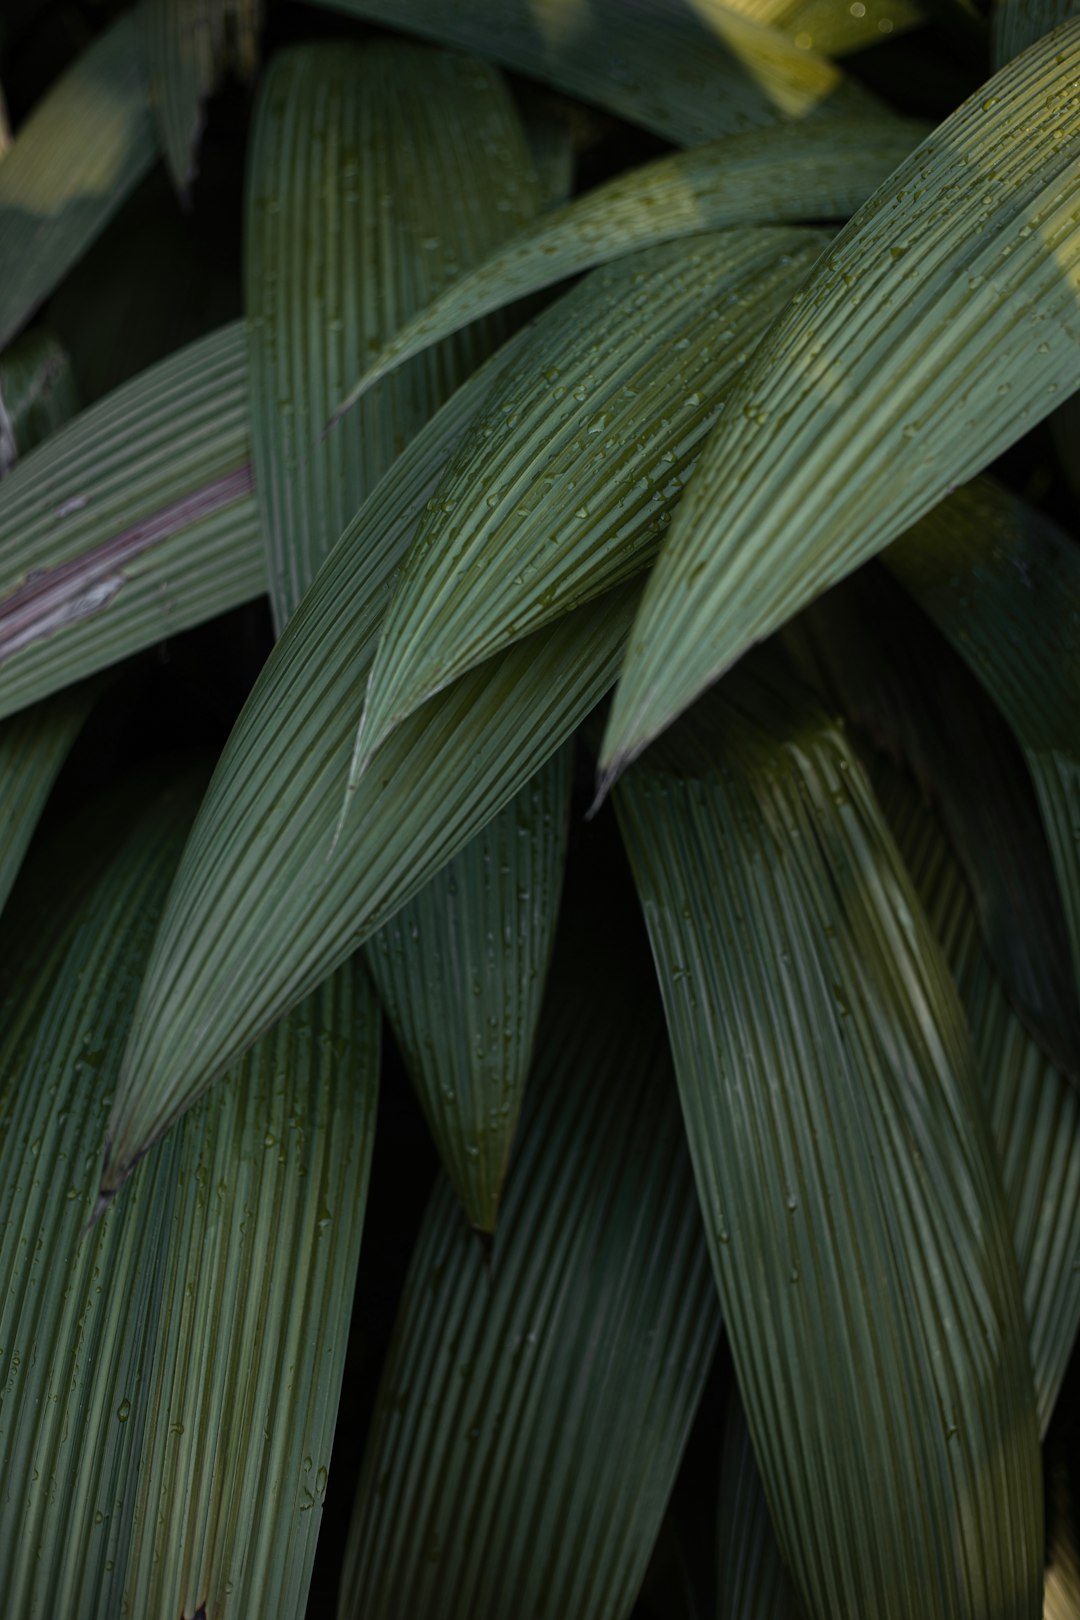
(600, 21, 1080, 786)
(879, 763, 1080, 1435)
(0, 328, 78, 474)
(0, 322, 263, 721)
(0, 774, 379, 1618)
(615, 656, 1042, 1620)
(246, 40, 539, 628)
(142, 0, 264, 196)
(338, 915, 720, 1620)
(0, 13, 158, 350)
(353, 228, 828, 772)
(334, 116, 924, 421)
(882, 478, 1080, 1057)
(365, 745, 570, 1233)
(307, 0, 873, 149)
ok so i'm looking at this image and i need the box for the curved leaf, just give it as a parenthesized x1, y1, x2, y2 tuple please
(365, 745, 571, 1233)
(994, 0, 1079, 63)
(354, 228, 828, 771)
(246, 39, 539, 628)
(0, 776, 379, 1618)
(882, 478, 1080, 1056)
(0, 322, 263, 721)
(0, 328, 78, 474)
(142, 0, 263, 196)
(0, 686, 96, 921)
(338, 918, 720, 1620)
(334, 116, 924, 421)
(716, 1394, 803, 1620)
(615, 655, 1042, 1620)
(599, 21, 1080, 786)
(306, 0, 873, 149)
(879, 764, 1080, 1436)
(0, 13, 158, 350)
(722, 0, 924, 55)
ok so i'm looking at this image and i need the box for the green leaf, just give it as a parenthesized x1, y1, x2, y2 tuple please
(599, 21, 1080, 786)
(0, 13, 159, 351)
(882, 478, 1080, 1068)
(0, 686, 95, 920)
(0, 774, 379, 1618)
(515, 85, 577, 210)
(365, 745, 571, 1233)
(0, 327, 78, 473)
(994, 0, 1079, 64)
(246, 39, 539, 629)
(614, 655, 1042, 1620)
(354, 228, 829, 772)
(141, 0, 263, 196)
(878, 762, 1080, 1436)
(0, 322, 263, 722)
(722, 0, 925, 55)
(305, 0, 875, 149)
(338, 913, 721, 1619)
(332, 115, 925, 422)
(781, 561, 1080, 1079)
(716, 1394, 803, 1620)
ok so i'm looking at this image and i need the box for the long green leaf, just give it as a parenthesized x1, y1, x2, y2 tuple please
(0, 322, 263, 721)
(246, 40, 539, 629)
(365, 745, 570, 1233)
(306, 0, 873, 149)
(615, 656, 1042, 1620)
(994, 0, 1079, 62)
(142, 0, 263, 196)
(599, 21, 1080, 787)
(338, 916, 720, 1619)
(0, 686, 95, 920)
(0, 14, 158, 351)
(334, 116, 925, 422)
(716, 1394, 803, 1620)
(722, 0, 924, 55)
(354, 228, 828, 772)
(882, 478, 1080, 1057)
(0, 775, 379, 1618)
(0, 328, 78, 474)
(878, 762, 1080, 1436)
(782, 561, 1080, 1079)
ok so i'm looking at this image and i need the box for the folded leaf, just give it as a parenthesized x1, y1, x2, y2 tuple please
(365, 744, 571, 1232)
(339, 914, 720, 1619)
(142, 0, 264, 196)
(600, 21, 1080, 787)
(335, 116, 925, 420)
(615, 655, 1042, 1620)
(0, 13, 158, 350)
(355, 228, 828, 771)
(716, 1393, 803, 1620)
(0, 328, 78, 474)
(882, 478, 1080, 1062)
(246, 40, 539, 628)
(0, 774, 379, 1619)
(305, 0, 873, 149)
(0, 322, 263, 721)
(878, 762, 1080, 1436)
(0, 686, 95, 920)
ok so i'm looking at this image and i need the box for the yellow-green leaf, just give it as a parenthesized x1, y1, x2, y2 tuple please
(600, 22, 1080, 787)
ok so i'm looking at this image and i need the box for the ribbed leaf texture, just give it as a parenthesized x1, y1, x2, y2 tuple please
(0, 686, 95, 921)
(0, 322, 263, 720)
(307, 0, 874, 147)
(0, 328, 78, 475)
(142, 0, 264, 196)
(600, 20, 1080, 785)
(0, 13, 158, 350)
(353, 228, 829, 770)
(0, 775, 379, 1618)
(615, 655, 1042, 1620)
(716, 1394, 803, 1620)
(336, 116, 924, 419)
(883, 478, 1080, 1070)
(994, 0, 1079, 63)
(365, 745, 571, 1232)
(879, 764, 1080, 1436)
(1044, 1453, 1080, 1620)
(338, 923, 721, 1619)
(245, 39, 539, 628)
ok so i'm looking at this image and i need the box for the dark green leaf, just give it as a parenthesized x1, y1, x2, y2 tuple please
(141, 0, 264, 196)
